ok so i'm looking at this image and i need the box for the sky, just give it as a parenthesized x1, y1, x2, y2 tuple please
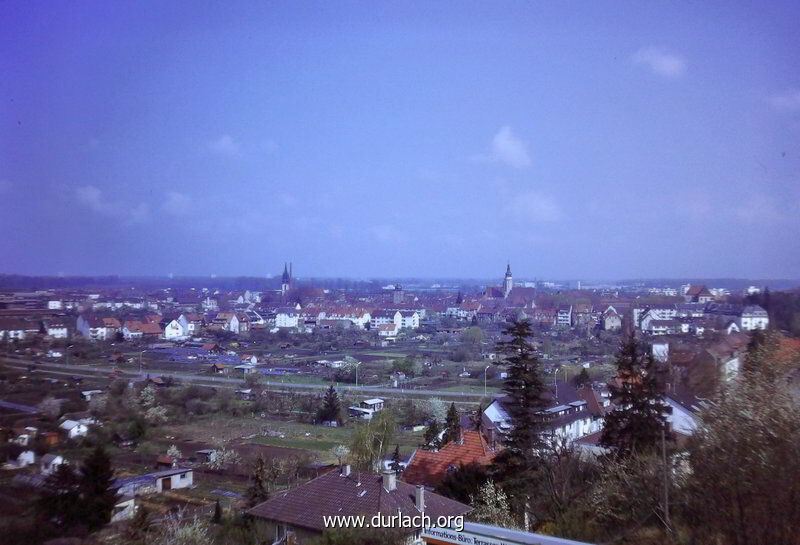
(1, 1, 799, 280)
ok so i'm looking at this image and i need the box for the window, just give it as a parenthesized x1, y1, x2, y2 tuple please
(180, 473, 187, 480)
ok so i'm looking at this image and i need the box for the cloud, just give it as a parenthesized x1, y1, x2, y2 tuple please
(370, 224, 408, 244)
(162, 191, 192, 216)
(632, 47, 687, 78)
(75, 185, 149, 224)
(206, 134, 243, 157)
(507, 190, 563, 222)
(768, 90, 800, 112)
(473, 126, 532, 169)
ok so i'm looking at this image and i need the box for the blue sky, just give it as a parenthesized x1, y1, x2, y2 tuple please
(1, 1, 799, 280)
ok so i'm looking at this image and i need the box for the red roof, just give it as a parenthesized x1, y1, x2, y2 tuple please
(402, 431, 499, 488)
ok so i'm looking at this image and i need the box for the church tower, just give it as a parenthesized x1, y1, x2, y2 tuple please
(503, 262, 513, 298)
(281, 262, 291, 296)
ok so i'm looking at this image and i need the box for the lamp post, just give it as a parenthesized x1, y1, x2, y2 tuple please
(484, 365, 491, 397)
(139, 349, 146, 375)
(355, 362, 360, 388)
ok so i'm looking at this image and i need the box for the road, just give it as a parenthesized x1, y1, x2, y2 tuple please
(0, 355, 497, 401)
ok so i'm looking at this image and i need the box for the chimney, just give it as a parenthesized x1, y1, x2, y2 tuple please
(341, 464, 351, 477)
(415, 485, 425, 511)
(382, 470, 396, 491)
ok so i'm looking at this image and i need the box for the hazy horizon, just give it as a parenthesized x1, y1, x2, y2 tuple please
(2, 1, 799, 278)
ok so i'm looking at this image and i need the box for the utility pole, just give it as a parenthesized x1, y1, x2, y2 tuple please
(484, 365, 490, 397)
(662, 423, 672, 534)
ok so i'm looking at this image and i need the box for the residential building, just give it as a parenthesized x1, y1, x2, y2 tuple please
(247, 467, 471, 545)
(403, 430, 499, 489)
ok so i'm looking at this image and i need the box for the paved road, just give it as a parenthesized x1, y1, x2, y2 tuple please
(0, 356, 498, 401)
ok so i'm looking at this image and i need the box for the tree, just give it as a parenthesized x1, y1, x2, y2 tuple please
(494, 319, 549, 457)
(350, 410, 396, 471)
(389, 444, 402, 473)
(469, 480, 519, 528)
(39, 396, 61, 419)
(208, 447, 242, 471)
(599, 335, 671, 457)
(573, 367, 590, 388)
(153, 511, 212, 545)
(316, 385, 344, 425)
(212, 500, 223, 524)
(443, 402, 461, 445)
(79, 445, 120, 531)
(167, 444, 182, 460)
(331, 444, 350, 466)
(36, 463, 83, 533)
(436, 462, 489, 505)
(461, 326, 484, 346)
(423, 419, 442, 450)
(244, 455, 270, 507)
(684, 365, 800, 545)
(36, 446, 119, 535)
(424, 397, 447, 423)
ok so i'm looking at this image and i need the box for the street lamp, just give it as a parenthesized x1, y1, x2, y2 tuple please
(139, 350, 146, 375)
(484, 365, 491, 397)
(355, 362, 361, 388)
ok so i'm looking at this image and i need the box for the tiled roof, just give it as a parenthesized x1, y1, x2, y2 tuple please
(248, 469, 470, 531)
(403, 431, 499, 488)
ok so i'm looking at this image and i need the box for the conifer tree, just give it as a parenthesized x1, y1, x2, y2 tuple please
(79, 445, 119, 531)
(600, 335, 671, 457)
(494, 318, 549, 457)
(317, 385, 343, 424)
(389, 444, 402, 472)
(443, 402, 462, 444)
(245, 455, 270, 507)
(424, 419, 441, 450)
(212, 499, 222, 523)
(573, 367, 590, 388)
(36, 446, 119, 534)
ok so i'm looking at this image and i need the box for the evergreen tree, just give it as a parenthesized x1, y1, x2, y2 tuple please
(316, 385, 343, 424)
(212, 499, 222, 524)
(36, 446, 118, 534)
(36, 463, 83, 533)
(494, 319, 549, 457)
(443, 402, 462, 444)
(573, 367, 590, 388)
(599, 335, 672, 457)
(424, 419, 441, 450)
(389, 444, 401, 472)
(79, 445, 119, 531)
(245, 455, 270, 507)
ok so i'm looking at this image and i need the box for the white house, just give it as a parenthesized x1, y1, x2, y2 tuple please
(40, 453, 66, 474)
(164, 315, 190, 340)
(15, 450, 36, 468)
(45, 321, 69, 339)
(275, 308, 300, 328)
(556, 306, 573, 327)
(638, 306, 678, 330)
(370, 310, 402, 329)
(59, 419, 89, 439)
(739, 305, 769, 331)
(378, 323, 398, 337)
(399, 311, 420, 329)
(116, 468, 194, 496)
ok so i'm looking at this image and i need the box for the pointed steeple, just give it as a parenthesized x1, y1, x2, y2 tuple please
(505, 262, 512, 277)
(281, 262, 290, 284)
